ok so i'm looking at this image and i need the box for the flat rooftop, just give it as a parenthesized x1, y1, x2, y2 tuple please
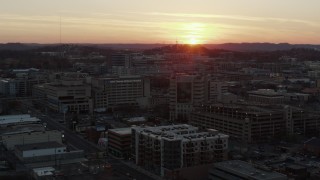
(126, 117, 146, 122)
(213, 160, 287, 180)
(0, 117, 41, 125)
(137, 124, 197, 132)
(0, 114, 41, 126)
(15, 141, 65, 151)
(197, 104, 275, 114)
(108, 127, 132, 135)
(0, 124, 45, 135)
(181, 132, 228, 142)
(134, 124, 228, 141)
(0, 114, 31, 120)
(133, 124, 198, 140)
(248, 89, 284, 97)
(33, 167, 55, 176)
(99, 75, 142, 80)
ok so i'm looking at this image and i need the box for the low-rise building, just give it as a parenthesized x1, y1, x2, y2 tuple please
(108, 128, 132, 159)
(285, 164, 308, 180)
(304, 137, 320, 156)
(124, 117, 147, 125)
(15, 141, 66, 160)
(32, 167, 55, 180)
(0, 73, 48, 97)
(0, 124, 45, 136)
(14, 141, 84, 165)
(1, 130, 62, 150)
(0, 114, 41, 127)
(209, 160, 287, 180)
(248, 89, 284, 104)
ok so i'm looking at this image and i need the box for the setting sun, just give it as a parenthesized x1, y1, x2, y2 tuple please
(183, 23, 207, 45)
(188, 37, 199, 45)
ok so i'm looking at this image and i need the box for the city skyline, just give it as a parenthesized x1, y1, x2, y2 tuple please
(1, 0, 320, 44)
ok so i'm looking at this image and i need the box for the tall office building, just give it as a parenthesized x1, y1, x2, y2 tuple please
(208, 81, 229, 102)
(0, 78, 16, 96)
(111, 52, 132, 67)
(169, 74, 206, 122)
(284, 106, 319, 135)
(169, 73, 230, 122)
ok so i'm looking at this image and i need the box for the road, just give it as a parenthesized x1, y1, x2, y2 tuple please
(20, 101, 155, 180)
(39, 115, 155, 179)
(40, 115, 100, 154)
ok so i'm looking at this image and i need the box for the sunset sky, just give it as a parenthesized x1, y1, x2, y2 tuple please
(1, 0, 320, 44)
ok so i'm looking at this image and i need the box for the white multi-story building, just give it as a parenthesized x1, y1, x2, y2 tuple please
(131, 124, 229, 176)
(33, 78, 92, 113)
(92, 75, 150, 111)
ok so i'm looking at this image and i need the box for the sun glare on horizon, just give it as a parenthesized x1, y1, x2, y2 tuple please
(188, 37, 200, 45)
(183, 23, 207, 45)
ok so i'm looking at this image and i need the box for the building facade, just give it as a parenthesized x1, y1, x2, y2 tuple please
(208, 81, 229, 103)
(190, 104, 285, 143)
(92, 75, 150, 111)
(107, 128, 132, 159)
(284, 106, 319, 136)
(169, 74, 231, 122)
(169, 74, 206, 122)
(15, 141, 66, 159)
(248, 89, 284, 104)
(1, 130, 62, 150)
(111, 52, 132, 68)
(131, 124, 228, 176)
(0, 114, 41, 127)
(0, 76, 47, 97)
(33, 79, 92, 114)
(191, 104, 320, 143)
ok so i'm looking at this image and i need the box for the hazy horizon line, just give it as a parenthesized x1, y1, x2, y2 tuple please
(1, 42, 320, 45)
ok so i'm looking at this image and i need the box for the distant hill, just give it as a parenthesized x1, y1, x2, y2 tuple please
(0, 43, 43, 51)
(204, 43, 320, 52)
(91, 44, 166, 50)
(79, 43, 320, 51)
(1, 43, 320, 51)
(144, 44, 212, 54)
